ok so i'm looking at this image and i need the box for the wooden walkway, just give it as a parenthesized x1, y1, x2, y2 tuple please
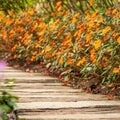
(0, 66, 120, 120)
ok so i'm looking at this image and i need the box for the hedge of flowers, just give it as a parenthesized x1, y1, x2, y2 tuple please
(0, 2, 120, 88)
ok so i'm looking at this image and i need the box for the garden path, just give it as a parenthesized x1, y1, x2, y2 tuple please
(1, 66, 120, 120)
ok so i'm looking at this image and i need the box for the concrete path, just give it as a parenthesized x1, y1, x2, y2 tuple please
(0, 66, 120, 120)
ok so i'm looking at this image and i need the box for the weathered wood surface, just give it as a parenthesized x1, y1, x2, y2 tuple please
(0, 66, 120, 120)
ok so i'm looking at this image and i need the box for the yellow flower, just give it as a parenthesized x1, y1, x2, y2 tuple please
(85, 14, 91, 20)
(113, 32, 118, 39)
(76, 57, 86, 66)
(93, 40, 101, 50)
(102, 26, 111, 35)
(113, 67, 119, 73)
(32, 51, 37, 56)
(45, 45, 51, 52)
(112, 9, 117, 15)
(98, 18, 103, 23)
(52, 50, 57, 56)
(86, 34, 91, 44)
(88, 21, 94, 27)
(90, 0, 95, 6)
(71, 18, 77, 23)
(117, 37, 120, 44)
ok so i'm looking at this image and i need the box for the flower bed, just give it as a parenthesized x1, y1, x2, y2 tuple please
(0, 2, 120, 96)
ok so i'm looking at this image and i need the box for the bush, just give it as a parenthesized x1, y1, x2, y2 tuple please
(0, 2, 120, 88)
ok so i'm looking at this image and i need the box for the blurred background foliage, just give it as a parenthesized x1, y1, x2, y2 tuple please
(37, 0, 120, 13)
(0, 0, 119, 14)
(0, 0, 39, 14)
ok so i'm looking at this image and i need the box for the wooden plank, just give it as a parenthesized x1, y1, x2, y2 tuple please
(17, 101, 120, 109)
(18, 113, 120, 119)
(1, 65, 120, 120)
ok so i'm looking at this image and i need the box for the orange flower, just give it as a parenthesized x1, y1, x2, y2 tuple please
(45, 54, 52, 58)
(51, 12, 56, 16)
(113, 67, 119, 73)
(39, 36, 44, 43)
(107, 94, 114, 99)
(57, 30, 62, 37)
(80, 24, 84, 30)
(9, 10, 14, 16)
(58, 57, 63, 64)
(102, 63, 108, 68)
(31, 56, 35, 61)
(103, 36, 108, 42)
(90, 48, 95, 54)
(93, 40, 101, 49)
(90, 54, 96, 63)
(112, 8, 117, 16)
(1, 30, 7, 38)
(6, 18, 13, 26)
(63, 39, 71, 46)
(90, 0, 95, 6)
(67, 58, 73, 65)
(13, 54, 17, 59)
(105, 8, 111, 15)
(76, 57, 86, 66)
(117, 37, 120, 44)
(40, 51, 44, 56)
(55, 1, 62, 8)
(90, 48, 96, 63)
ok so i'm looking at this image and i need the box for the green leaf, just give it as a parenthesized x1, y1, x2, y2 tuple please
(1, 113, 8, 120)
(64, 62, 68, 67)
(0, 105, 11, 113)
(102, 78, 106, 83)
(8, 101, 17, 108)
(5, 78, 16, 83)
(100, 6, 107, 15)
(76, 2, 80, 7)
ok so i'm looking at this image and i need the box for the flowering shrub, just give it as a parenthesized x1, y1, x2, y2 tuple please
(0, 2, 120, 88)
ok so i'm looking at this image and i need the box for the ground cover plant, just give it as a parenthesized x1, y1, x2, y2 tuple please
(0, 1, 120, 97)
(0, 60, 18, 120)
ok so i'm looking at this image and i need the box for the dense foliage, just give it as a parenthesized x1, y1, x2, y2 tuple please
(0, 1, 120, 87)
(0, 0, 39, 14)
(38, 0, 119, 13)
(0, 1, 119, 102)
